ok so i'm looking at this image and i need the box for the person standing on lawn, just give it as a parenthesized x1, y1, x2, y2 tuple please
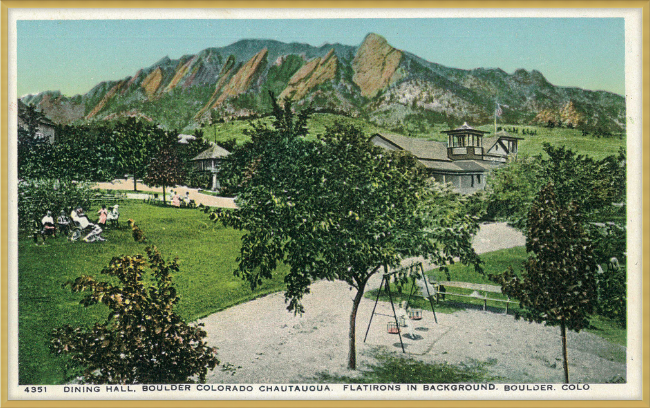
(57, 210, 71, 236)
(97, 205, 108, 227)
(172, 191, 181, 207)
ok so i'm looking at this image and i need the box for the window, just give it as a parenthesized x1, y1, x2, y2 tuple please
(477, 174, 481, 184)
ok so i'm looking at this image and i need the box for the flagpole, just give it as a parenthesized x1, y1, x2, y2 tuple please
(494, 100, 497, 134)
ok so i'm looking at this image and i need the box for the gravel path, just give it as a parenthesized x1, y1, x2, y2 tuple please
(93, 179, 237, 209)
(198, 223, 625, 384)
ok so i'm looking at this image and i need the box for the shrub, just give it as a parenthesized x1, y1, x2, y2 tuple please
(50, 243, 219, 384)
(18, 179, 94, 230)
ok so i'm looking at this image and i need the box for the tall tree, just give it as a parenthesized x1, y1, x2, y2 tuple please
(215, 100, 480, 370)
(144, 148, 186, 204)
(490, 183, 598, 383)
(112, 118, 168, 191)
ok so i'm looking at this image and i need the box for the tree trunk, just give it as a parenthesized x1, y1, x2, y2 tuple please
(162, 185, 166, 204)
(561, 319, 569, 383)
(348, 279, 367, 370)
(133, 165, 137, 191)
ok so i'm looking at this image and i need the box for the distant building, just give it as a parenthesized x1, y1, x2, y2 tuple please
(371, 123, 522, 194)
(17, 100, 56, 144)
(191, 144, 230, 191)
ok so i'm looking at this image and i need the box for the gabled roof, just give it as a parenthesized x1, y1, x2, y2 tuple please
(492, 130, 523, 140)
(483, 130, 523, 152)
(441, 122, 489, 135)
(372, 133, 450, 161)
(418, 159, 499, 173)
(191, 144, 230, 161)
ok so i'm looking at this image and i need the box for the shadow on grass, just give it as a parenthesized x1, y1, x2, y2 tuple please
(312, 349, 500, 384)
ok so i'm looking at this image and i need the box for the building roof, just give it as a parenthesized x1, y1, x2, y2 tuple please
(372, 133, 450, 161)
(441, 122, 489, 135)
(482, 136, 500, 151)
(419, 159, 499, 173)
(191, 144, 230, 161)
(492, 130, 524, 140)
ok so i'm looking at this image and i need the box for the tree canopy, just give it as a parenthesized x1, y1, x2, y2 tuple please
(214, 99, 481, 369)
(490, 183, 598, 382)
(486, 143, 626, 230)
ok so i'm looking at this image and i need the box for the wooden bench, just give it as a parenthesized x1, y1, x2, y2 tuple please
(89, 193, 126, 203)
(432, 281, 518, 313)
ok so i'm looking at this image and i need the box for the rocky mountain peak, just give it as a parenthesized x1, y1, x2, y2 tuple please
(352, 33, 403, 97)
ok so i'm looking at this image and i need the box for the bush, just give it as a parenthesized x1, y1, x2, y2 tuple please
(50, 244, 219, 384)
(18, 179, 94, 230)
(587, 222, 627, 328)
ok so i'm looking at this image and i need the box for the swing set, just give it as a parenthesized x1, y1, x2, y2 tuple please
(363, 262, 438, 353)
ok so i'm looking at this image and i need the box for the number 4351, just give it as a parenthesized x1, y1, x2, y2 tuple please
(24, 386, 47, 393)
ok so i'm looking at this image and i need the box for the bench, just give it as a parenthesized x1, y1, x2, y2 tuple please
(89, 193, 125, 203)
(432, 281, 519, 313)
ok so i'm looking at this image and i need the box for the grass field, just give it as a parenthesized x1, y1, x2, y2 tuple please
(201, 114, 625, 160)
(18, 200, 288, 385)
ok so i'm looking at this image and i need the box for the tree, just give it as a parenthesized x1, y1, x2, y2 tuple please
(143, 148, 186, 204)
(112, 118, 169, 191)
(485, 155, 544, 230)
(490, 183, 598, 383)
(50, 243, 219, 384)
(215, 99, 480, 370)
(18, 178, 94, 230)
(18, 103, 46, 146)
(485, 144, 626, 230)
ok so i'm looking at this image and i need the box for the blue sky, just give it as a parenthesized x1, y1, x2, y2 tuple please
(17, 18, 625, 97)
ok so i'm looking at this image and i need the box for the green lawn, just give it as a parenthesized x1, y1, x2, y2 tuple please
(18, 200, 288, 385)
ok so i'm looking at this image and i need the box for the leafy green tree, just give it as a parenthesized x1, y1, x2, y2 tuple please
(18, 103, 46, 146)
(112, 118, 169, 191)
(486, 144, 626, 229)
(490, 183, 598, 383)
(143, 148, 186, 204)
(586, 222, 627, 327)
(50, 244, 219, 384)
(485, 155, 544, 229)
(18, 179, 94, 230)
(215, 100, 480, 370)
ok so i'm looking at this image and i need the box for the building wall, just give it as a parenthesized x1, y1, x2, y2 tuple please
(431, 172, 487, 195)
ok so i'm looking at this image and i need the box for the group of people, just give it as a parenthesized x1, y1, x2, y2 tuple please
(170, 190, 194, 208)
(34, 204, 119, 244)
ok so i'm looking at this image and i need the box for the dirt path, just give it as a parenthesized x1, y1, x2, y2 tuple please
(199, 223, 625, 384)
(93, 179, 237, 209)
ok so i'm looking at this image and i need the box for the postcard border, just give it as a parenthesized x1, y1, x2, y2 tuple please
(1, 1, 649, 407)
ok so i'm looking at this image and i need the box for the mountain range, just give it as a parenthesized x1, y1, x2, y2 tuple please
(20, 33, 626, 133)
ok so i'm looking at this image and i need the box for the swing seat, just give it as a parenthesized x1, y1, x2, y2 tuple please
(387, 322, 400, 334)
(408, 309, 423, 320)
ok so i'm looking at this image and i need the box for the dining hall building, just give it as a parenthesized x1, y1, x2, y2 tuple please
(371, 123, 522, 194)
